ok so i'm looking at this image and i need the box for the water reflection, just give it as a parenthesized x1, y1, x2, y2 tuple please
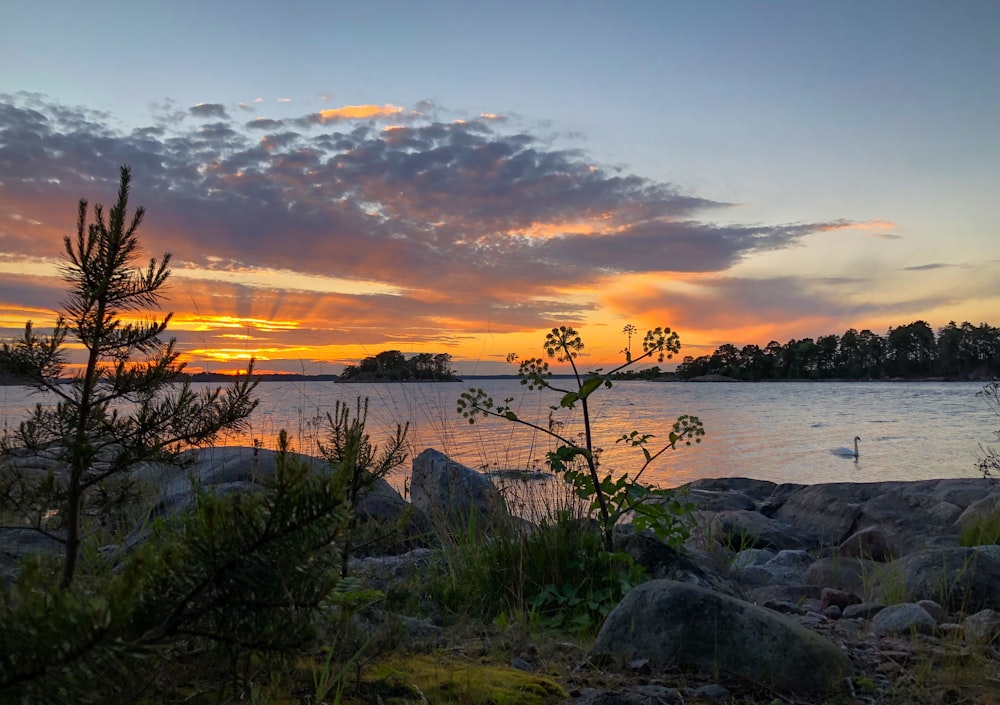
(1, 380, 994, 489)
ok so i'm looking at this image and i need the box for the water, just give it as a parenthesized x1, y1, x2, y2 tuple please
(2, 380, 996, 489)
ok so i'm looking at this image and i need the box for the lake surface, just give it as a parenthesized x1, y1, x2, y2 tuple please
(1, 380, 997, 489)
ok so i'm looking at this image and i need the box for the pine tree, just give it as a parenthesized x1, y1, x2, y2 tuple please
(0, 165, 258, 588)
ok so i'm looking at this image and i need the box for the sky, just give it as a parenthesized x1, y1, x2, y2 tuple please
(1, 0, 999, 375)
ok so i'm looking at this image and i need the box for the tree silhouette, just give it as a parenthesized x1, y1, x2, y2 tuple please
(0, 165, 258, 588)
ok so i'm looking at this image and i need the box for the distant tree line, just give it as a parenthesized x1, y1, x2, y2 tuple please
(674, 320, 1000, 381)
(339, 350, 459, 382)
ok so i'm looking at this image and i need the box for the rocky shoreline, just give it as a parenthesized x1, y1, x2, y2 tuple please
(4, 446, 1000, 703)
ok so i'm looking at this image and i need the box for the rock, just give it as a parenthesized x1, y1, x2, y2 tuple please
(747, 583, 822, 611)
(352, 478, 434, 555)
(685, 476, 779, 502)
(871, 603, 937, 637)
(688, 477, 1000, 559)
(768, 483, 865, 545)
(683, 488, 757, 512)
(820, 587, 862, 611)
(409, 448, 506, 531)
(916, 599, 947, 624)
(839, 527, 896, 562)
(510, 657, 533, 672)
(690, 683, 731, 703)
(823, 605, 842, 619)
(568, 685, 683, 704)
(843, 603, 886, 620)
(709, 510, 813, 551)
(592, 579, 853, 694)
(613, 526, 743, 599)
(0, 527, 65, 581)
(963, 608, 1000, 644)
(739, 549, 814, 587)
(882, 546, 1000, 612)
(956, 494, 1000, 543)
(804, 556, 876, 596)
(729, 547, 775, 574)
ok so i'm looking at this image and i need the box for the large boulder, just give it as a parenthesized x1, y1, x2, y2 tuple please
(709, 510, 814, 551)
(839, 526, 897, 562)
(592, 580, 853, 694)
(0, 527, 65, 582)
(767, 483, 867, 545)
(352, 478, 434, 555)
(409, 449, 506, 531)
(878, 546, 1000, 613)
(613, 525, 743, 599)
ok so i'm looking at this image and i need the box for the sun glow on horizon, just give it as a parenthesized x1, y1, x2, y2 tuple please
(170, 313, 301, 333)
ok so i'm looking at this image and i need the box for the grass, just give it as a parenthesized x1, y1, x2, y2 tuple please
(959, 509, 1000, 547)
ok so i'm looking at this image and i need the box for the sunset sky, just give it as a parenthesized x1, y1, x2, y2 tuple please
(2, 1, 998, 375)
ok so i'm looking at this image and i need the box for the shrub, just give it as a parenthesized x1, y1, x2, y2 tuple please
(0, 432, 351, 703)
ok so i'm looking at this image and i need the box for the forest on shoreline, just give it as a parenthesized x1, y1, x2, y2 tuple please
(6, 320, 998, 386)
(668, 319, 1000, 381)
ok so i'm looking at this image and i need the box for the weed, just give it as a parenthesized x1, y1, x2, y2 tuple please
(457, 325, 704, 553)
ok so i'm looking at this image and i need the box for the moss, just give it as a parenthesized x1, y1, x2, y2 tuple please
(346, 654, 565, 705)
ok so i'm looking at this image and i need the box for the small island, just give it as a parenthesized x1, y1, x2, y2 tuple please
(338, 350, 460, 382)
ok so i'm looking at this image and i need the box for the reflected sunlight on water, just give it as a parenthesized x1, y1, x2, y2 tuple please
(1, 380, 996, 490)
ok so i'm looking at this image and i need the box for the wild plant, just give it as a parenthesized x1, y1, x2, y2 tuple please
(318, 397, 409, 577)
(457, 325, 704, 552)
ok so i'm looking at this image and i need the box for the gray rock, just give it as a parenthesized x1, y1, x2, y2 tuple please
(0, 527, 65, 580)
(883, 546, 1000, 612)
(823, 605, 842, 620)
(839, 526, 896, 562)
(747, 581, 821, 602)
(592, 579, 852, 694)
(843, 602, 886, 620)
(804, 556, 877, 596)
(768, 483, 866, 545)
(963, 608, 1000, 644)
(690, 684, 731, 703)
(820, 588, 862, 611)
(568, 685, 683, 705)
(352, 478, 434, 555)
(409, 448, 506, 531)
(871, 603, 937, 636)
(688, 477, 1000, 559)
(746, 549, 815, 585)
(683, 488, 757, 512)
(729, 547, 775, 574)
(916, 599, 947, 624)
(614, 526, 743, 598)
(710, 510, 813, 551)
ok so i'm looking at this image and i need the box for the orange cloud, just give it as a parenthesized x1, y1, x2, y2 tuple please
(514, 213, 619, 240)
(317, 104, 403, 121)
(818, 219, 898, 232)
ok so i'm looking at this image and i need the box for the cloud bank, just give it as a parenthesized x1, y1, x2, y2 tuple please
(0, 92, 930, 370)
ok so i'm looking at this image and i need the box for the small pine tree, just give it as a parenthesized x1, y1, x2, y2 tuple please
(0, 165, 258, 588)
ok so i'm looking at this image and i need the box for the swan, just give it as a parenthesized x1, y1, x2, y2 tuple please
(831, 436, 861, 459)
